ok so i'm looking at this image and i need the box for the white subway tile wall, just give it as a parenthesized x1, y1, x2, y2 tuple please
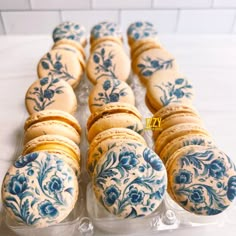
(92, 0, 152, 9)
(31, 0, 90, 10)
(2, 11, 60, 34)
(177, 9, 236, 33)
(0, 0, 236, 34)
(153, 0, 212, 9)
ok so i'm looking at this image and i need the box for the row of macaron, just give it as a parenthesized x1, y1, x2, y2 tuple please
(84, 26, 168, 219)
(1, 22, 90, 228)
(128, 23, 236, 216)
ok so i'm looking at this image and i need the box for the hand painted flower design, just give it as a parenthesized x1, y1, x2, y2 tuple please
(40, 52, 75, 82)
(127, 21, 157, 41)
(93, 48, 118, 81)
(175, 169, 192, 184)
(92, 79, 128, 107)
(137, 57, 174, 77)
(38, 200, 58, 218)
(155, 78, 193, 106)
(128, 187, 144, 205)
(143, 148, 164, 171)
(14, 152, 39, 168)
(227, 176, 236, 201)
(189, 187, 205, 204)
(91, 22, 122, 39)
(47, 176, 63, 194)
(104, 185, 121, 206)
(118, 150, 139, 171)
(53, 21, 85, 43)
(209, 159, 226, 179)
(26, 76, 64, 112)
(8, 173, 28, 195)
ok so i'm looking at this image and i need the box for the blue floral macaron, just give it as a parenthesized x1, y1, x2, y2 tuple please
(52, 21, 87, 47)
(1, 152, 79, 227)
(93, 142, 167, 218)
(25, 76, 77, 115)
(166, 145, 236, 215)
(127, 21, 158, 46)
(90, 21, 122, 44)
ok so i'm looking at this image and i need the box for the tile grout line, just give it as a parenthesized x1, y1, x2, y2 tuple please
(211, 0, 215, 8)
(28, 0, 32, 10)
(90, 0, 93, 10)
(230, 10, 236, 33)
(174, 9, 181, 33)
(59, 10, 63, 22)
(0, 11, 7, 34)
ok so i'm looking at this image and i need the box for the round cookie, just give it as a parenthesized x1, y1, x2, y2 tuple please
(93, 142, 167, 218)
(52, 21, 87, 47)
(86, 42, 130, 84)
(154, 123, 210, 155)
(88, 78, 135, 113)
(22, 134, 80, 176)
(146, 73, 194, 111)
(87, 128, 146, 176)
(24, 110, 81, 145)
(52, 43, 86, 71)
(166, 145, 236, 215)
(153, 112, 202, 140)
(87, 103, 144, 143)
(37, 49, 83, 89)
(25, 76, 77, 114)
(160, 134, 215, 164)
(127, 21, 158, 46)
(1, 151, 79, 227)
(133, 48, 179, 84)
(90, 21, 122, 45)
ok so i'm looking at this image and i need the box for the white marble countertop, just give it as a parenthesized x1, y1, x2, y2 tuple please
(0, 35, 236, 236)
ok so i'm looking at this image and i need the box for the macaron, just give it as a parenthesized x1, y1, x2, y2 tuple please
(127, 21, 158, 46)
(90, 21, 122, 45)
(146, 72, 194, 111)
(88, 78, 135, 113)
(132, 48, 179, 84)
(52, 43, 86, 71)
(1, 151, 79, 227)
(160, 134, 215, 164)
(87, 103, 144, 143)
(24, 110, 81, 145)
(25, 76, 77, 114)
(86, 42, 130, 84)
(93, 142, 167, 218)
(87, 128, 146, 176)
(166, 145, 236, 215)
(52, 21, 87, 47)
(154, 123, 210, 155)
(37, 48, 83, 89)
(22, 134, 80, 176)
(152, 112, 203, 140)
(52, 39, 86, 60)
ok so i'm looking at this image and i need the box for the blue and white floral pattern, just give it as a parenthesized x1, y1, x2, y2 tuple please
(53, 21, 86, 43)
(93, 47, 118, 81)
(92, 79, 129, 108)
(93, 143, 167, 218)
(137, 56, 174, 77)
(170, 147, 236, 215)
(154, 78, 193, 106)
(90, 22, 122, 40)
(2, 152, 78, 227)
(127, 21, 158, 42)
(40, 52, 75, 82)
(26, 76, 64, 112)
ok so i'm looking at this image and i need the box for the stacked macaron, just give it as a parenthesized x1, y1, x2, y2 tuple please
(128, 21, 236, 216)
(86, 21, 130, 84)
(86, 22, 167, 219)
(1, 21, 85, 228)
